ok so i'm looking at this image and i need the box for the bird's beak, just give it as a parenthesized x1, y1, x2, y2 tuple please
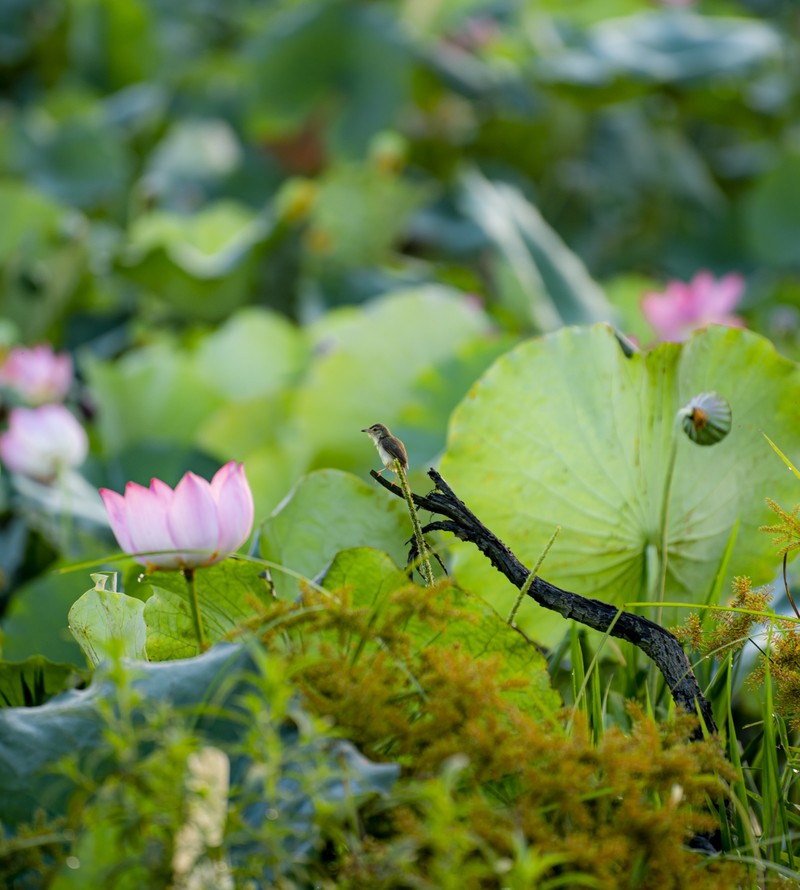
(360, 428, 368, 433)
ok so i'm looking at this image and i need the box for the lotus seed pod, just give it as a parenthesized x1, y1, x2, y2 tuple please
(680, 392, 732, 446)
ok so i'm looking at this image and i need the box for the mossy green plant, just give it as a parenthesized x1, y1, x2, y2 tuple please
(259, 583, 748, 888)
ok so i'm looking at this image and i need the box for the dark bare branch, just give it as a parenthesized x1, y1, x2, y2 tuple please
(370, 467, 716, 738)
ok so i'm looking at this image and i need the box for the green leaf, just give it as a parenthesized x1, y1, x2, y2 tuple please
(539, 12, 781, 86)
(440, 324, 800, 641)
(323, 547, 408, 607)
(0, 656, 83, 708)
(295, 285, 493, 471)
(413, 586, 561, 720)
(120, 201, 273, 321)
(130, 560, 272, 661)
(0, 643, 398, 831)
(323, 547, 560, 720)
(84, 341, 226, 455)
(0, 181, 87, 340)
(68, 573, 147, 666)
(459, 172, 614, 331)
(310, 163, 430, 268)
(262, 470, 410, 601)
(192, 307, 308, 401)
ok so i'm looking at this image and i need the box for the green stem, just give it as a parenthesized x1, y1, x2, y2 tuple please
(395, 459, 435, 588)
(507, 525, 561, 626)
(183, 568, 207, 653)
(656, 418, 681, 627)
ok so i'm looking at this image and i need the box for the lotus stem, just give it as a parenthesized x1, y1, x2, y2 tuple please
(395, 459, 435, 588)
(183, 568, 207, 652)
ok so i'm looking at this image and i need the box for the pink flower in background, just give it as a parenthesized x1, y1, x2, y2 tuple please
(100, 462, 254, 570)
(0, 405, 88, 481)
(0, 344, 73, 405)
(641, 271, 745, 342)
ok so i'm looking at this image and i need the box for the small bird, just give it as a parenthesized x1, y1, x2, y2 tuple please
(361, 423, 408, 481)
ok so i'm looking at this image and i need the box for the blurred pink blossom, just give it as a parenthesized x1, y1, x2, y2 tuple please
(641, 271, 745, 342)
(0, 344, 73, 404)
(100, 461, 254, 571)
(0, 405, 88, 481)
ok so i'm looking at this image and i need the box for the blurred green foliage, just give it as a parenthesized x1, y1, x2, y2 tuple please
(2, 2, 800, 883)
(1, 0, 797, 653)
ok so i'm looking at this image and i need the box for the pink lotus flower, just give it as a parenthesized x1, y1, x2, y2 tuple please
(0, 344, 73, 404)
(0, 404, 88, 481)
(641, 271, 745, 342)
(100, 462, 255, 570)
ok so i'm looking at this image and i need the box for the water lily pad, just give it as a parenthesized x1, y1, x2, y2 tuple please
(441, 324, 800, 641)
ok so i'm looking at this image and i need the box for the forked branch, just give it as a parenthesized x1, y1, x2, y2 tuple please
(370, 467, 716, 738)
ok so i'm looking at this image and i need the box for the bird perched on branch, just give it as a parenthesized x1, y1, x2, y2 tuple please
(361, 423, 408, 482)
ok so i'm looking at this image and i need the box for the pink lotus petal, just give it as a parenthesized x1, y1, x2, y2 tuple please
(99, 488, 137, 554)
(99, 463, 255, 572)
(149, 477, 174, 506)
(166, 472, 220, 568)
(212, 462, 254, 555)
(123, 481, 181, 568)
(641, 270, 745, 342)
(0, 405, 87, 480)
(0, 344, 73, 404)
(696, 272, 744, 316)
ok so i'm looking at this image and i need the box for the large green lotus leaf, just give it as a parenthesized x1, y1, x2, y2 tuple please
(295, 286, 493, 471)
(191, 307, 308, 401)
(322, 547, 561, 720)
(198, 401, 310, 520)
(440, 324, 800, 641)
(323, 547, 408, 606)
(310, 164, 430, 268)
(262, 470, 410, 601)
(125, 201, 265, 277)
(129, 560, 271, 661)
(84, 342, 226, 455)
(68, 574, 147, 666)
(141, 118, 242, 207)
(0, 642, 397, 836)
(120, 201, 272, 321)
